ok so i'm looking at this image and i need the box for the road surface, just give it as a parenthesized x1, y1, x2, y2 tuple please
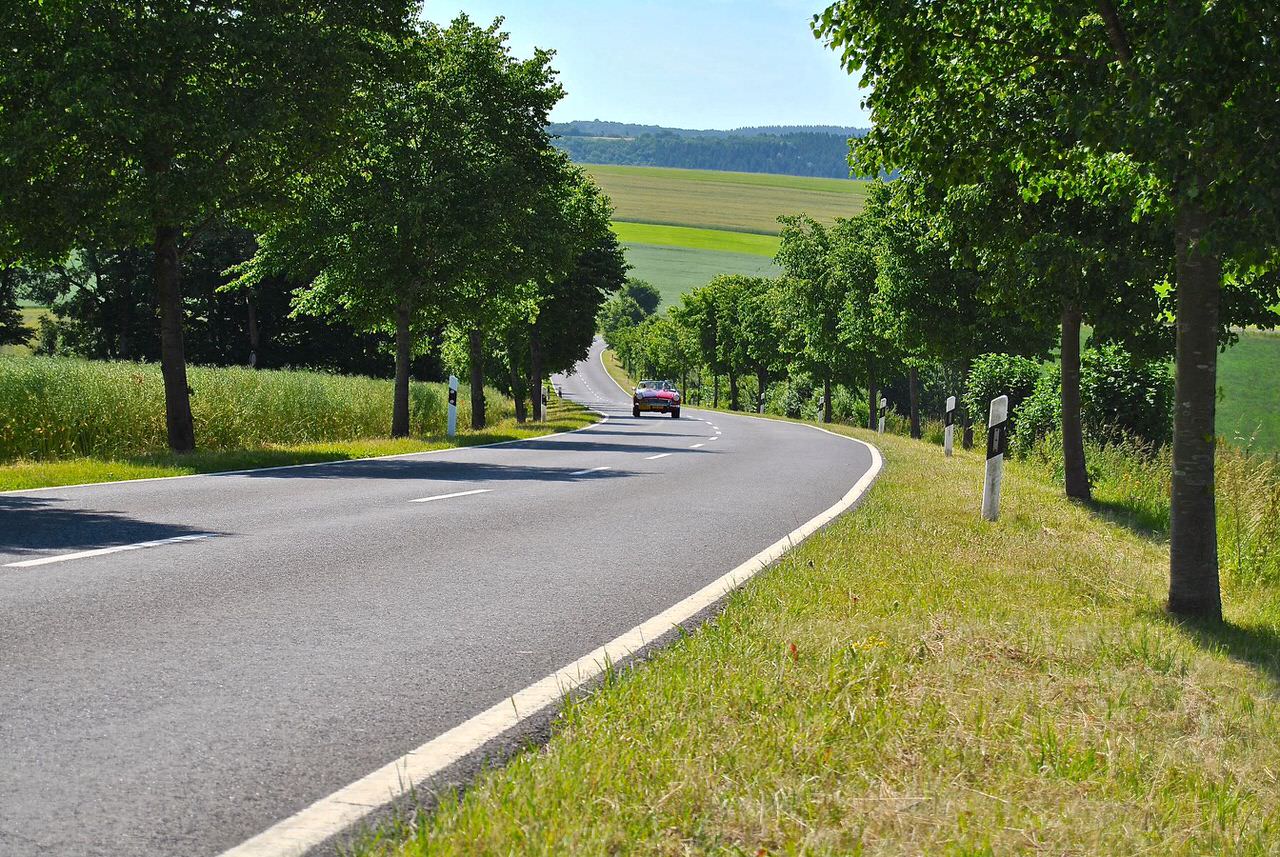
(0, 339, 876, 856)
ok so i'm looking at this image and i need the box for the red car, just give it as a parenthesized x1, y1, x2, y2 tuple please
(633, 379, 681, 419)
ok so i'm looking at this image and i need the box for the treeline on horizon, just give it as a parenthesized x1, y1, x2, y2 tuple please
(549, 120, 870, 179)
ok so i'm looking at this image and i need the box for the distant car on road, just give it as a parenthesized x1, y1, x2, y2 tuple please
(633, 379, 681, 419)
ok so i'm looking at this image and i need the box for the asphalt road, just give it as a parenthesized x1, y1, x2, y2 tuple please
(0, 338, 875, 857)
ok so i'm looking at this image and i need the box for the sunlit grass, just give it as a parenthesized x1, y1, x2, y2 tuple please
(0, 377, 595, 491)
(350, 424, 1280, 856)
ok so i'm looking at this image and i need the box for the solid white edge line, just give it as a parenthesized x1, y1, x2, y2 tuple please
(408, 489, 491, 504)
(5, 533, 216, 568)
(216, 343, 884, 857)
(1, 402, 610, 497)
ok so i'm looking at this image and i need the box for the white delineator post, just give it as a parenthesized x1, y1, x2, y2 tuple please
(944, 395, 956, 457)
(981, 395, 1009, 521)
(447, 375, 458, 437)
(877, 397, 887, 433)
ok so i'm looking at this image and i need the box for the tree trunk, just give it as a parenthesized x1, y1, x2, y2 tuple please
(866, 363, 877, 431)
(391, 300, 412, 438)
(529, 325, 543, 422)
(908, 366, 921, 439)
(1061, 304, 1091, 501)
(468, 328, 486, 430)
(823, 376, 833, 424)
(246, 292, 260, 368)
(508, 349, 526, 423)
(154, 225, 195, 452)
(728, 372, 740, 411)
(961, 363, 974, 449)
(757, 369, 768, 413)
(1167, 200, 1222, 621)
(713, 374, 720, 409)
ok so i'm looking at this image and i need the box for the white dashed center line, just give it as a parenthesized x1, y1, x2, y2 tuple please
(707, 436, 718, 442)
(570, 466, 611, 476)
(409, 489, 492, 504)
(690, 443, 705, 449)
(5, 533, 217, 568)
(645, 453, 672, 460)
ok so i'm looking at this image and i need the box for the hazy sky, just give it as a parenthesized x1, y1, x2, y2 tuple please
(426, 1, 870, 130)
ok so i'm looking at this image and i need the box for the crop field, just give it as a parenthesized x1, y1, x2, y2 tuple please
(0, 356, 512, 462)
(621, 243, 781, 307)
(585, 164, 867, 235)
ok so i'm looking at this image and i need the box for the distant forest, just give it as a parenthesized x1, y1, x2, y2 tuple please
(549, 121, 869, 179)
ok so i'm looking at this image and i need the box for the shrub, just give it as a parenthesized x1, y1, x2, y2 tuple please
(1081, 343, 1174, 446)
(1011, 345, 1174, 454)
(962, 353, 1042, 432)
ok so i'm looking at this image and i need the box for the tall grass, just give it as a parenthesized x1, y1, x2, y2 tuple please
(0, 356, 512, 462)
(1020, 432, 1280, 586)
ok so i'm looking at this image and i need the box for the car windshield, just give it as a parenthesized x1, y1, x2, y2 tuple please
(639, 380, 667, 390)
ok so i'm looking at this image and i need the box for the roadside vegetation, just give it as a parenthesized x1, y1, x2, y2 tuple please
(0, 356, 593, 491)
(351, 423, 1280, 856)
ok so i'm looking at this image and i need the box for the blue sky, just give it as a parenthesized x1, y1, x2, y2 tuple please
(426, 1, 870, 130)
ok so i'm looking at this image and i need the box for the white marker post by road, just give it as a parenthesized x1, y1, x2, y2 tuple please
(944, 395, 956, 457)
(982, 395, 1009, 521)
(877, 397, 887, 433)
(446, 375, 458, 437)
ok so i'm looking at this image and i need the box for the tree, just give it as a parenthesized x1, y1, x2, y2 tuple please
(776, 216, 858, 423)
(621, 280, 662, 316)
(240, 16, 562, 437)
(816, 1, 1280, 619)
(0, 268, 32, 347)
(520, 167, 628, 421)
(0, 0, 414, 450)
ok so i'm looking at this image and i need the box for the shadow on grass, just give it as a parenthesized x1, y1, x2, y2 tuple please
(1166, 614, 1280, 687)
(1089, 496, 1170, 543)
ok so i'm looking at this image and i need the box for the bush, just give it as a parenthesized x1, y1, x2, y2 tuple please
(0, 356, 513, 462)
(1081, 343, 1174, 446)
(1011, 345, 1174, 454)
(962, 353, 1042, 431)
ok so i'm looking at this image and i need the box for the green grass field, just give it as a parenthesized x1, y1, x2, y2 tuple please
(621, 243, 781, 307)
(352, 417, 1279, 856)
(586, 164, 867, 235)
(1218, 330, 1280, 451)
(610, 222, 779, 257)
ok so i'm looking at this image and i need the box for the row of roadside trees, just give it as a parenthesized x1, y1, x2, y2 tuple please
(606, 162, 1276, 625)
(610, 0, 1279, 625)
(0, 4, 625, 446)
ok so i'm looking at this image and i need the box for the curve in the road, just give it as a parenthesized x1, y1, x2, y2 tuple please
(0, 338, 880, 857)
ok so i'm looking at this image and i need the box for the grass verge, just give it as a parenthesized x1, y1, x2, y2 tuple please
(0, 397, 595, 492)
(353, 417, 1280, 856)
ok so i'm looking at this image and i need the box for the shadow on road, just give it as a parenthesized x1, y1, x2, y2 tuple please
(0, 496, 218, 558)
(237, 457, 658, 483)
